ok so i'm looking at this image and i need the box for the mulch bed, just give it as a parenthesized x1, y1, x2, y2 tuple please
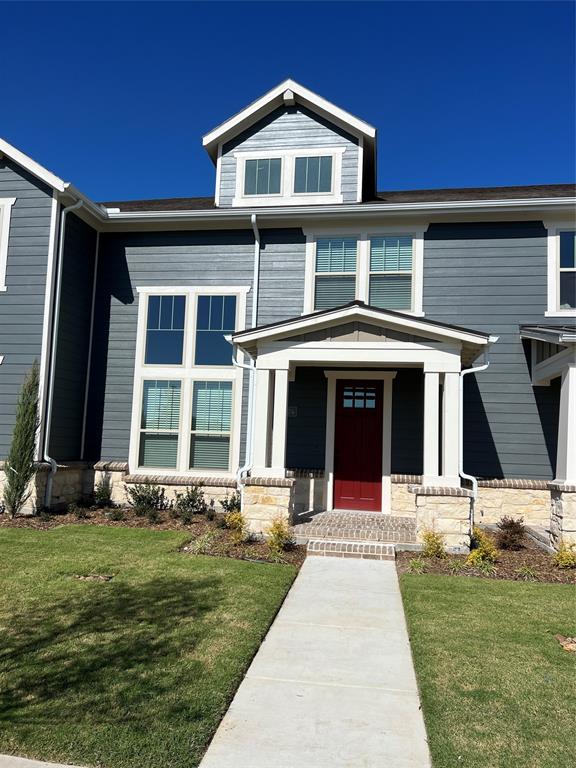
(396, 533, 575, 584)
(0, 507, 306, 568)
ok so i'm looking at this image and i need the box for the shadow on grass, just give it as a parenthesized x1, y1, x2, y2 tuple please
(0, 575, 224, 725)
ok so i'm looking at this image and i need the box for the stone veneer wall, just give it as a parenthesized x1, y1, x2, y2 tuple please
(549, 484, 576, 548)
(476, 480, 550, 526)
(242, 477, 295, 535)
(0, 461, 94, 513)
(409, 485, 473, 553)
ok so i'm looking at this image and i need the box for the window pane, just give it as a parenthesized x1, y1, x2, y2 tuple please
(256, 160, 268, 194)
(316, 238, 357, 273)
(314, 275, 356, 310)
(269, 158, 281, 194)
(319, 156, 332, 192)
(190, 435, 230, 470)
(244, 160, 257, 195)
(560, 272, 576, 309)
(369, 275, 412, 310)
(307, 156, 320, 192)
(192, 381, 232, 432)
(195, 295, 237, 365)
(145, 295, 185, 365)
(370, 237, 413, 272)
(139, 434, 178, 468)
(294, 156, 333, 194)
(294, 157, 307, 193)
(560, 231, 576, 269)
(141, 380, 181, 430)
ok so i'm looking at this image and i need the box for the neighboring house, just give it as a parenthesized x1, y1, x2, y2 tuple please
(0, 79, 574, 550)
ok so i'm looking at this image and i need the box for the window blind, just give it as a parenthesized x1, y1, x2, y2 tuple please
(190, 381, 232, 470)
(369, 275, 412, 310)
(370, 236, 413, 272)
(139, 380, 181, 468)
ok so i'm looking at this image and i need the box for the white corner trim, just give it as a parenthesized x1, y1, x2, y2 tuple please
(214, 143, 223, 208)
(356, 136, 364, 203)
(0, 197, 16, 291)
(324, 371, 397, 513)
(231, 147, 345, 207)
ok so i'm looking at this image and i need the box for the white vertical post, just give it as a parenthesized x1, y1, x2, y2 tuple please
(252, 368, 271, 473)
(423, 371, 440, 485)
(325, 376, 336, 510)
(441, 372, 460, 487)
(555, 365, 576, 485)
(271, 368, 289, 474)
(381, 376, 394, 512)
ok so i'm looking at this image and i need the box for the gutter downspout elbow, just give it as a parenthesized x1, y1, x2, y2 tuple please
(43, 199, 84, 509)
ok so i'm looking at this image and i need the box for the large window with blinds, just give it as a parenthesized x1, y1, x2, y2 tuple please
(190, 381, 233, 470)
(314, 237, 357, 310)
(132, 287, 247, 475)
(369, 236, 413, 310)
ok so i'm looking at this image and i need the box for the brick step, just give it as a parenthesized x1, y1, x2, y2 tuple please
(294, 527, 416, 543)
(307, 539, 396, 560)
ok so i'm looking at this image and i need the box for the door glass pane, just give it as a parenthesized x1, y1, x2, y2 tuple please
(145, 295, 185, 365)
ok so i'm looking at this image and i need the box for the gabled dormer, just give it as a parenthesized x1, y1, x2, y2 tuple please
(203, 79, 376, 207)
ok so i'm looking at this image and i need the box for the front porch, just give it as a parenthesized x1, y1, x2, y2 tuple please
(233, 302, 495, 551)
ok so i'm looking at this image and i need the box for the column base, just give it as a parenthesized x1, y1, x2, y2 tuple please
(409, 484, 473, 553)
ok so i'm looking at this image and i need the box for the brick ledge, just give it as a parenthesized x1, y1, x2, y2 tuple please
(244, 476, 295, 488)
(408, 485, 474, 498)
(124, 474, 237, 488)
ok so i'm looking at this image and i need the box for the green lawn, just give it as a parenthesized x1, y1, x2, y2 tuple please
(400, 574, 576, 768)
(0, 526, 296, 768)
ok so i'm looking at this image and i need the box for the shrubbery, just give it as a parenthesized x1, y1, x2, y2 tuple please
(267, 517, 294, 559)
(496, 516, 526, 550)
(553, 543, 576, 569)
(125, 483, 170, 521)
(466, 525, 498, 566)
(172, 485, 207, 523)
(421, 529, 446, 559)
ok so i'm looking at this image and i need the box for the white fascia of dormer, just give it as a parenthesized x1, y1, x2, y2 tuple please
(231, 147, 345, 207)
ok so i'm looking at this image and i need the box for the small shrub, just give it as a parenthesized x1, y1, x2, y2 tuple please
(448, 558, 467, 575)
(475, 558, 498, 576)
(188, 530, 218, 555)
(205, 499, 216, 521)
(515, 565, 537, 581)
(408, 557, 427, 574)
(224, 510, 249, 543)
(125, 483, 170, 518)
(220, 492, 241, 515)
(267, 517, 294, 557)
(107, 508, 125, 522)
(553, 543, 576, 569)
(93, 476, 113, 508)
(37, 508, 52, 522)
(496, 516, 526, 550)
(421, 529, 446, 559)
(69, 502, 89, 520)
(172, 485, 207, 523)
(146, 507, 162, 524)
(466, 525, 498, 566)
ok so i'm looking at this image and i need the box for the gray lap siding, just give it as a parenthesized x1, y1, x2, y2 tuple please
(0, 159, 54, 458)
(85, 228, 306, 464)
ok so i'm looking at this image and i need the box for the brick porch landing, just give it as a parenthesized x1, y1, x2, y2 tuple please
(292, 511, 417, 560)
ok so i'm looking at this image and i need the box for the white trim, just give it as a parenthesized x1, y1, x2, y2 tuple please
(301, 230, 426, 316)
(128, 286, 249, 478)
(232, 147, 345, 207)
(423, 371, 440, 484)
(356, 136, 364, 203)
(0, 197, 16, 292)
(554, 364, 576, 484)
(0, 138, 66, 192)
(214, 143, 222, 208)
(544, 221, 576, 316)
(235, 303, 489, 347)
(324, 371, 397, 513)
(532, 346, 576, 386)
(36, 192, 60, 459)
(202, 79, 376, 158)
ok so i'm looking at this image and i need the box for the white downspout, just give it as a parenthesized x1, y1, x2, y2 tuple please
(234, 213, 260, 486)
(459, 339, 497, 525)
(43, 199, 84, 509)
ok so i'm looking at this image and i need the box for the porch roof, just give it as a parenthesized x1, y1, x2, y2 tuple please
(232, 301, 497, 365)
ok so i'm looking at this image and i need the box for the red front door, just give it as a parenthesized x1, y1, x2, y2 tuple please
(334, 380, 383, 512)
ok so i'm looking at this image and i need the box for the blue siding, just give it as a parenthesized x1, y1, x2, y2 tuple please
(0, 159, 54, 458)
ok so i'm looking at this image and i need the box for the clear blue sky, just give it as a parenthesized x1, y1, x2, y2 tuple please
(2, 1, 575, 200)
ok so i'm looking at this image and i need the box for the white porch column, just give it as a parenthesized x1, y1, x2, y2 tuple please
(441, 372, 460, 486)
(423, 371, 440, 485)
(270, 368, 289, 475)
(252, 368, 272, 474)
(554, 365, 576, 485)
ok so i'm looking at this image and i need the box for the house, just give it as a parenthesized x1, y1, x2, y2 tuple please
(0, 79, 574, 552)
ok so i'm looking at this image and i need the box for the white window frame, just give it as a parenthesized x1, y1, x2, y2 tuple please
(0, 198, 16, 292)
(232, 147, 345, 207)
(545, 222, 576, 317)
(129, 285, 249, 478)
(303, 226, 426, 316)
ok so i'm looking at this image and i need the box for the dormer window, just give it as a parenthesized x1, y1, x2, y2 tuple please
(294, 156, 333, 194)
(244, 158, 282, 196)
(232, 148, 344, 206)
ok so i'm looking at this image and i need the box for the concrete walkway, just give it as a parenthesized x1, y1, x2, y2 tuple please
(0, 758, 83, 768)
(200, 557, 431, 768)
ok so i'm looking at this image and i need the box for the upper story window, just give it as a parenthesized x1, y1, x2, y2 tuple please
(314, 237, 357, 310)
(0, 198, 16, 292)
(131, 287, 248, 475)
(244, 158, 282, 196)
(233, 148, 344, 207)
(545, 224, 576, 317)
(304, 229, 425, 315)
(294, 156, 333, 194)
